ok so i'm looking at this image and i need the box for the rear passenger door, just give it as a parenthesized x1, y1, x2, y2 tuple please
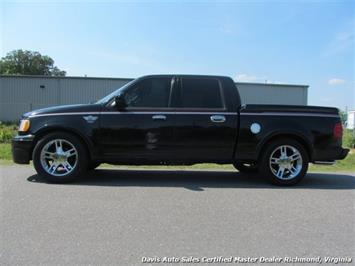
(172, 77, 238, 161)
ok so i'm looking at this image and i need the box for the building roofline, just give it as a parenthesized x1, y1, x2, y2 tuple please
(235, 81, 309, 88)
(0, 74, 309, 88)
(0, 74, 134, 81)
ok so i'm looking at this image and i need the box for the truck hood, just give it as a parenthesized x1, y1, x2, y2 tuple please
(23, 103, 102, 118)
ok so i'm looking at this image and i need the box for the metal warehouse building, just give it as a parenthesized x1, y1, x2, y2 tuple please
(0, 75, 308, 121)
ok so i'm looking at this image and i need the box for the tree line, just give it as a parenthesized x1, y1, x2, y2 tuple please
(0, 49, 66, 76)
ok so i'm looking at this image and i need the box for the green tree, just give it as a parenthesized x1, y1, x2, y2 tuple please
(339, 110, 347, 124)
(0, 49, 66, 76)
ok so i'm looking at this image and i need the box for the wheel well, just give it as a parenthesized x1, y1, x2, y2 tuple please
(258, 134, 312, 161)
(32, 128, 92, 161)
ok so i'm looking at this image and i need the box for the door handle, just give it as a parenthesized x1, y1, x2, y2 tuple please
(152, 114, 167, 120)
(210, 115, 226, 123)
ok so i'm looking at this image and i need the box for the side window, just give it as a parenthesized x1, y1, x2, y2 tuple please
(124, 78, 172, 108)
(180, 78, 223, 109)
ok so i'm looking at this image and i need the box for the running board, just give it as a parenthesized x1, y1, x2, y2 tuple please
(313, 161, 336, 165)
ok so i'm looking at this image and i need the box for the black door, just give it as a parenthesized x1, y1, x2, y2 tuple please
(172, 77, 238, 162)
(99, 77, 176, 162)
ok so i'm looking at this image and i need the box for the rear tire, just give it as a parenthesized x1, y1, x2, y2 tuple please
(33, 132, 88, 183)
(259, 138, 309, 186)
(233, 162, 258, 173)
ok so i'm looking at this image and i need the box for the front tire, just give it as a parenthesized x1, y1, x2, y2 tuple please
(259, 138, 309, 186)
(33, 132, 88, 183)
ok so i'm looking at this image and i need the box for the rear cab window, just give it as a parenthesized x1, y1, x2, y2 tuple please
(177, 77, 225, 110)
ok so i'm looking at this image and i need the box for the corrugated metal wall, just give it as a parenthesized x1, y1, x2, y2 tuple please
(0, 76, 131, 121)
(0, 76, 308, 121)
(58, 78, 129, 104)
(236, 82, 308, 105)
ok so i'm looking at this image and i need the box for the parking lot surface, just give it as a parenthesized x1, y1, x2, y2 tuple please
(1, 165, 354, 265)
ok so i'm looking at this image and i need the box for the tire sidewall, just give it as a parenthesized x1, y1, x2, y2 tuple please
(260, 139, 309, 186)
(33, 132, 88, 183)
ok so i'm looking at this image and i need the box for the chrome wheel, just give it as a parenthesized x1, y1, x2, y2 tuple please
(269, 145, 302, 180)
(40, 139, 78, 177)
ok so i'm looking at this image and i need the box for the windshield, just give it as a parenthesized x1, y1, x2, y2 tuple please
(96, 79, 136, 104)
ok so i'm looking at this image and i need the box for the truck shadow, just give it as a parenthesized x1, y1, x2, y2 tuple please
(27, 169, 355, 191)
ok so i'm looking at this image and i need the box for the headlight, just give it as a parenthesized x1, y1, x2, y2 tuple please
(19, 119, 30, 132)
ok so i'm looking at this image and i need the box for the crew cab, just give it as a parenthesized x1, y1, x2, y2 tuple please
(12, 75, 349, 185)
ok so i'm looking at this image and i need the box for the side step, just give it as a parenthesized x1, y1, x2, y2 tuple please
(313, 161, 336, 165)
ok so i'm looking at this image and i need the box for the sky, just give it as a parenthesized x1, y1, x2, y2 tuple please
(1, 0, 354, 110)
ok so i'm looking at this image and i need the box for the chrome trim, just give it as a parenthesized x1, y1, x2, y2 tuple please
(13, 134, 35, 142)
(29, 111, 238, 117)
(83, 115, 98, 123)
(29, 112, 100, 118)
(241, 112, 339, 118)
(102, 111, 237, 115)
(250, 123, 261, 134)
(152, 114, 167, 120)
(29, 111, 338, 118)
(177, 112, 236, 115)
(210, 115, 226, 123)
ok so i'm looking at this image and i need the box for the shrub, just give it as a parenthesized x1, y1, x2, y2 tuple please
(343, 129, 355, 149)
(0, 122, 17, 143)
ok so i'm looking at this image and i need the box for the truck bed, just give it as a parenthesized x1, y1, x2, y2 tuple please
(241, 104, 339, 115)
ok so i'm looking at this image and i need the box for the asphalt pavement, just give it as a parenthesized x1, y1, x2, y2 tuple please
(1, 165, 354, 265)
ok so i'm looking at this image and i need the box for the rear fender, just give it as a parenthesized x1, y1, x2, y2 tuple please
(256, 129, 313, 161)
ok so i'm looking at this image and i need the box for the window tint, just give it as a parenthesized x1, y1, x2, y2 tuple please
(180, 78, 223, 108)
(124, 78, 171, 108)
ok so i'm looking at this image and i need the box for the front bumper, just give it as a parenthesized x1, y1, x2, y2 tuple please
(12, 134, 35, 164)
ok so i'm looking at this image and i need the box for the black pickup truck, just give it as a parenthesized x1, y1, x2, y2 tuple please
(12, 75, 349, 185)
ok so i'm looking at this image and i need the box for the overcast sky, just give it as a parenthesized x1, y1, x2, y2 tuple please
(1, 0, 354, 110)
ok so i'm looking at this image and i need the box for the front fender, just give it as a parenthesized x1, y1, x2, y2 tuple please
(28, 115, 100, 159)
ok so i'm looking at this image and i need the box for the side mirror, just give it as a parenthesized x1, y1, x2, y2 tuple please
(114, 94, 127, 110)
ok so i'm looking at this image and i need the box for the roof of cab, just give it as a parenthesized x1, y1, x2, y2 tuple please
(139, 74, 232, 79)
